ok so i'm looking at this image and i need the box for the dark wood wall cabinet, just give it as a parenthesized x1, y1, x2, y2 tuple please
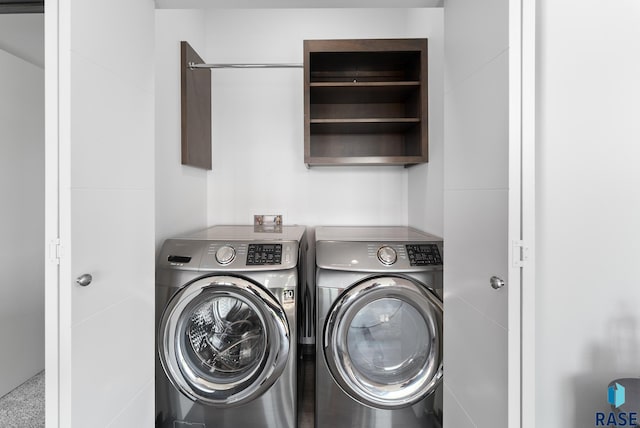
(304, 39, 429, 167)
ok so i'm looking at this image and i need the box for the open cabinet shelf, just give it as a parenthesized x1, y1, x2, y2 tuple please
(304, 38, 428, 167)
(310, 118, 420, 133)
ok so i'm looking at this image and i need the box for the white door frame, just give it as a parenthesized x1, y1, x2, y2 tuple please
(44, 0, 60, 426)
(521, 0, 537, 426)
(45, 0, 72, 426)
(509, 0, 536, 427)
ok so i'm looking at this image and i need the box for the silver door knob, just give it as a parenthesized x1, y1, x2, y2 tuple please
(76, 274, 93, 287)
(490, 276, 505, 290)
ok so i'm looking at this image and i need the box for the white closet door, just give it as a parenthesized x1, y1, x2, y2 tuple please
(47, 0, 156, 427)
(443, 0, 525, 427)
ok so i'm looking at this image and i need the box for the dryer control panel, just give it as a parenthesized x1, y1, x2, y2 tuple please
(316, 240, 443, 272)
(406, 244, 442, 266)
(247, 244, 282, 265)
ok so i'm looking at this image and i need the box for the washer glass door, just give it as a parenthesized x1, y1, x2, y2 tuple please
(324, 276, 443, 409)
(159, 275, 289, 407)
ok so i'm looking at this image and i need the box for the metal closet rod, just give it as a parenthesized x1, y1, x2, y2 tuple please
(189, 61, 303, 69)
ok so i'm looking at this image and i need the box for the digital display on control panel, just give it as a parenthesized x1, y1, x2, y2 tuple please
(406, 244, 442, 266)
(247, 244, 282, 265)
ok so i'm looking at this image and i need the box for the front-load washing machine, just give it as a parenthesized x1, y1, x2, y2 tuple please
(315, 226, 443, 428)
(155, 225, 307, 428)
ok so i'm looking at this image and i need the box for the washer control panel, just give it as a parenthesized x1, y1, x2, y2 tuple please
(406, 244, 442, 266)
(215, 245, 236, 265)
(159, 238, 300, 271)
(247, 244, 282, 265)
(377, 246, 398, 265)
(367, 244, 408, 267)
(201, 241, 295, 270)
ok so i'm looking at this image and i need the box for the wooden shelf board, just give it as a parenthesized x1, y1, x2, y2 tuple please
(310, 83, 420, 104)
(311, 118, 419, 123)
(310, 81, 420, 87)
(305, 156, 425, 167)
(310, 118, 420, 134)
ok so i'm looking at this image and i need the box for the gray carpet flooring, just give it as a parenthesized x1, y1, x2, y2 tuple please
(0, 371, 45, 428)
(1, 367, 306, 427)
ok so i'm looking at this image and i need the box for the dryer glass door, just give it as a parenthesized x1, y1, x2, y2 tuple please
(159, 275, 290, 407)
(324, 276, 443, 409)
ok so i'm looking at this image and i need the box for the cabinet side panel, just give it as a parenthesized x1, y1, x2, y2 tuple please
(181, 41, 211, 170)
(304, 40, 312, 164)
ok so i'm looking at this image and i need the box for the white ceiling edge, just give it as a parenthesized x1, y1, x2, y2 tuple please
(155, 0, 443, 8)
(0, 14, 44, 68)
(0, 4, 443, 69)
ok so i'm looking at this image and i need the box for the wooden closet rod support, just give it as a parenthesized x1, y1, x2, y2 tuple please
(188, 62, 303, 69)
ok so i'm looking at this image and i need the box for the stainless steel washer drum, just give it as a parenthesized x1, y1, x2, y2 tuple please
(159, 275, 290, 407)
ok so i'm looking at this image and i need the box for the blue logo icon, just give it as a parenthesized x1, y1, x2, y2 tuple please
(596, 381, 637, 426)
(608, 383, 626, 408)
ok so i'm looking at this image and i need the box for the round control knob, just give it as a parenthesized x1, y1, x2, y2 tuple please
(215, 245, 236, 265)
(377, 246, 397, 266)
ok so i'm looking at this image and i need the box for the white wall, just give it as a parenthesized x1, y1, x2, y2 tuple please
(443, 0, 509, 426)
(0, 14, 44, 68)
(202, 8, 443, 228)
(407, 10, 445, 237)
(0, 48, 44, 397)
(155, 10, 209, 249)
(536, 1, 640, 426)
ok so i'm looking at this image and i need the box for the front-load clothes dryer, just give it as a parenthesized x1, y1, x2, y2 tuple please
(315, 226, 443, 428)
(155, 225, 307, 428)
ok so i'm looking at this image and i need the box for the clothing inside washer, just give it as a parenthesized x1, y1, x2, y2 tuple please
(186, 296, 266, 377)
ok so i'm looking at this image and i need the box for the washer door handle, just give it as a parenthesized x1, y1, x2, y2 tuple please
(76, 273, 93, 287)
